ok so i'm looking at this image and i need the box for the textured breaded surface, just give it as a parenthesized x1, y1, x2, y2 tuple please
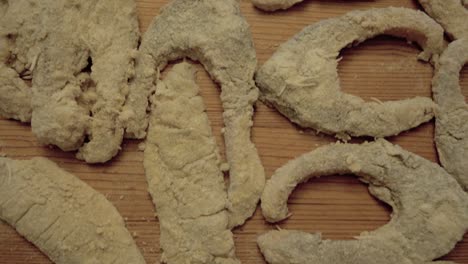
(433, 38, 468, 190)
(259, 140, 468, 264)
(418, 0, 468, 40)
(144, 63, 240, 264)
(0, 0, 140, 163)
(125, 0, 265, 228)
(256, 7, 445, 140)
(0, 157, 146, 264)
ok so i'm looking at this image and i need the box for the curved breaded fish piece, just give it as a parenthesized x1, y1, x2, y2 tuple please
(418, 0, 468, 40)
(259, 140, 468, 263)
(256, 7, 445, 140)
(124, 0, 265, 228)
(145, 62, 240, 264)
(251, 0, 304, 11)
(0, 157, 146, 264)
(433, 38, 468, 190)
(0, 0, 140, 163)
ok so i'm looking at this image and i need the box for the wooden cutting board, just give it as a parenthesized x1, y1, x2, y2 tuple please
(1, 0, 467, 263)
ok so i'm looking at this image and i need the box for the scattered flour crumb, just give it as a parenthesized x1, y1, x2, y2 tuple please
(220, 163, 230, 172)
(138, 142, 146, 151)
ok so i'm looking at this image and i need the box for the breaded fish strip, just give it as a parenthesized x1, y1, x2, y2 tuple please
(418, 0, 468, 40)
(433, 38, 468, 190)
(259, 140, 468, 264)
(0, 157, 146, 264)
(125, 0, 265, 228)
(256, 7, 445, 140)
(144, 62, 240, 264)
(0, 0, 140, 163)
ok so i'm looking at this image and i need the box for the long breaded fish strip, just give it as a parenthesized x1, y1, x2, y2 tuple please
(0, 157, 146, 264)
(144, 62, 240, 264)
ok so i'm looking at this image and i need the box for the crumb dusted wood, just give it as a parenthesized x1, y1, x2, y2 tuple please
(0, 0, 467, 263)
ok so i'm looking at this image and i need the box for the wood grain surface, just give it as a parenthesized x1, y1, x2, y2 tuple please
(1, 0, 467, 263)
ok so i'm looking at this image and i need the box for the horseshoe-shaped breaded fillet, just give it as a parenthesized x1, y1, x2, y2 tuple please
(0, 0, 140, 164)
(259, 140, 468, 263)
(418, 0, 468, 40)
(0, 157, 146, 264)
(433, 38, 468, 191)
(251, 0, 304, 11)
(256, 7, 445, 140)
(124, 0, 265, 228)
(145, 62, 240, 264)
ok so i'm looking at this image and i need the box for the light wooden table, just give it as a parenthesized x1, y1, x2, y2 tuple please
(1, 0, 467, 263)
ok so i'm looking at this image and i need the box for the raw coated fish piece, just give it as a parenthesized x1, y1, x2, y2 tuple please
(418, 0, 468, 40)
(256, 7, 445, 140)
(125, 0, 265, 228)
(0, 157, 146, 264)
(144, 62, 240, 264)
(259, 140, 468, 264)
(433, 38, 468, 190)
(0, 0, 140, 163)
